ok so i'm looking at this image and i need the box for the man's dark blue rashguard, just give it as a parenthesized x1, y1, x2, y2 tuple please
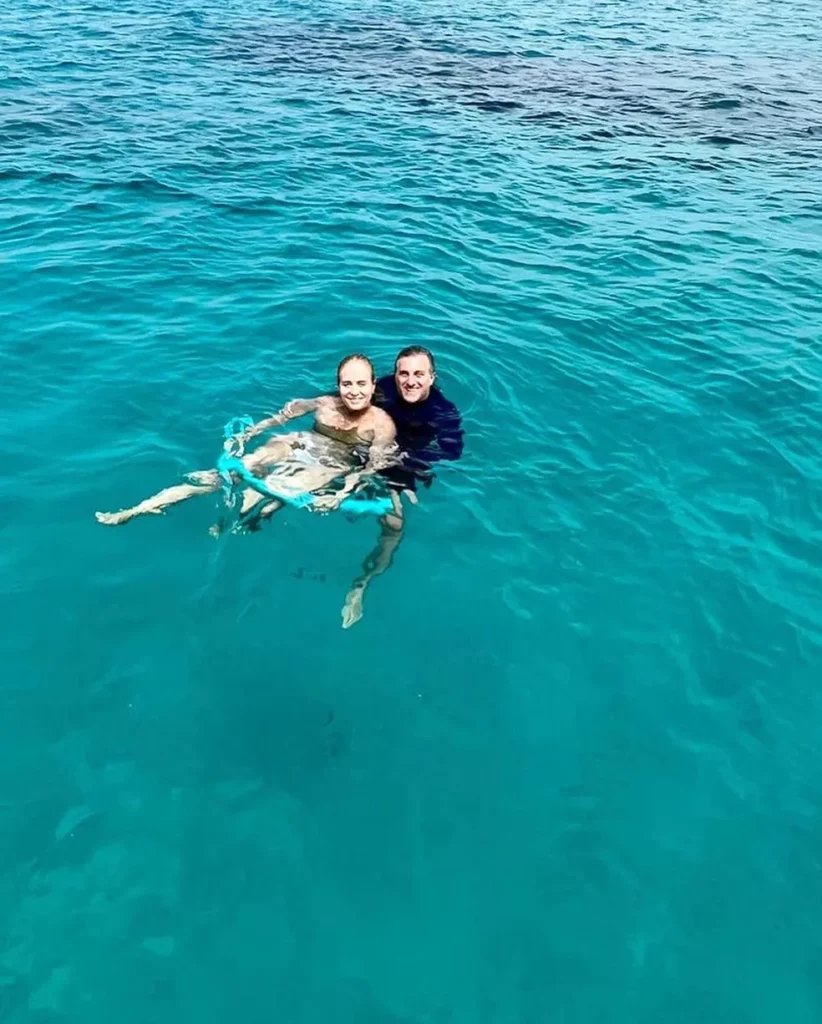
(375, 374, 464, 491)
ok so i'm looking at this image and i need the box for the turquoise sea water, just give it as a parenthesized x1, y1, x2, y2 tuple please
(2, 0, 821, 1019)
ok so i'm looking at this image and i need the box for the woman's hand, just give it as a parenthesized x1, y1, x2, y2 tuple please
(280, 400, 306, 419)
(241, 398, 318, 444)
(312, 492, 344, 513)
(240, 413, 281, 444)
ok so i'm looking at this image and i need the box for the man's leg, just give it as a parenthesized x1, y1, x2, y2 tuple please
(341, 490, 409, 629)
(95, 470, 221, 526)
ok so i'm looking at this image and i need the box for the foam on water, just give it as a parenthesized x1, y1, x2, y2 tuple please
(1, 0, 821, 1020)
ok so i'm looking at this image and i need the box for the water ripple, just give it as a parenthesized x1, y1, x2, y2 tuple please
(2, 0, 822, 1020)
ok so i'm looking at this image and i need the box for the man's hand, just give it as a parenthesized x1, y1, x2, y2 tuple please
(341, 586, 365, 629)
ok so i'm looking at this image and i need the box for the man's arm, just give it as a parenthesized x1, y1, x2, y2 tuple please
(243, 397, 322, 441)
(398, 402, 464, 483)
(424, 402, 464, 463)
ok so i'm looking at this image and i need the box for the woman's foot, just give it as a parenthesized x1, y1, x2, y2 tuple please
(186, 470, 219, 486)
(95, 509, 134, 526)
(95, 507, 162, 526)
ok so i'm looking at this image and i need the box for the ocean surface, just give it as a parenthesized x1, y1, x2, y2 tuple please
(2, 0, 821, 1020)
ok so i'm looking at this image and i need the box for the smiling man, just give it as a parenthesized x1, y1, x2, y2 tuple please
(341, 345, 464, 628)
(376, 346, 464, 482)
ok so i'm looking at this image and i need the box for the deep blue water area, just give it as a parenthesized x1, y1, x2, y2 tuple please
(1, 0, 821, 1020)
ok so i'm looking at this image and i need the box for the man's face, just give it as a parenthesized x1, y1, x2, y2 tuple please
(395, 353, 434, 403)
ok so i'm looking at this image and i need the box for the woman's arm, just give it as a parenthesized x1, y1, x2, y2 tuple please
(243, 397, 322, 441)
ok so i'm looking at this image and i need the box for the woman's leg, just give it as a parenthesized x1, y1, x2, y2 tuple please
(95, 433, 333, 528)
(223, 457, 356, 534)
(95, 470, 221, 526)
(210, 492, 284, 537)
(230, 438, 333, 528)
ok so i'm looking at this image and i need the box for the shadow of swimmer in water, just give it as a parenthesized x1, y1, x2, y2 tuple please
(95, 347, 463, 628)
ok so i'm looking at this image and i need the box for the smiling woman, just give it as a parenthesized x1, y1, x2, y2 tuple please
(94, 353, 399, 526)
(336, 352, 378, 410)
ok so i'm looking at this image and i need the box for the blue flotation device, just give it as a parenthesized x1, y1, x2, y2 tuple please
(217, 417, 393, 517)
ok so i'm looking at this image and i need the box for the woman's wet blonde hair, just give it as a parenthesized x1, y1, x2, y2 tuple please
(337, 353, 375, 383)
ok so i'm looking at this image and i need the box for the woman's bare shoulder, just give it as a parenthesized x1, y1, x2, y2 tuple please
(314, 395, 339, 415)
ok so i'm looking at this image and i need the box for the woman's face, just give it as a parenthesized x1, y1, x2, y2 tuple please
(338, 358, 375, 413)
